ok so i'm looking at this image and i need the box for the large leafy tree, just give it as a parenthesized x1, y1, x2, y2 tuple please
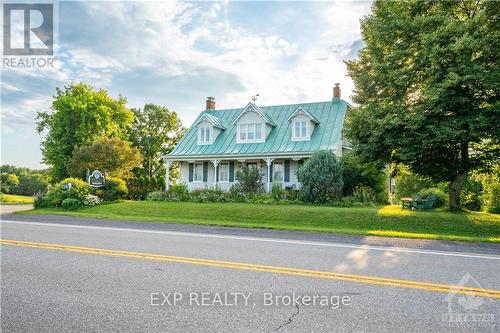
(0, 173, 20, 193)
(68, 137, 142, 180)
(346, 0, 499, 209)
(37, 83, 134, 182)
(130, 104, 185, 179)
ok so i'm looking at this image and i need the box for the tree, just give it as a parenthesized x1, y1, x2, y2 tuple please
(68, 137, 142, 180)
(0, 165, 50, 195)
(346, 0, 500, 209)
(130, 104, 185, 180)
(37, 83, 134, 182)
(340, 152, 386, 197)
(297, 150, 343, 203)
(0, 173, 20, 193)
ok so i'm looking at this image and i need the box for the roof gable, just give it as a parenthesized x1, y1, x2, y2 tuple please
(232, 102, 277, 127)
(194, 114, 226, 129)
(287, 106, 320, 124)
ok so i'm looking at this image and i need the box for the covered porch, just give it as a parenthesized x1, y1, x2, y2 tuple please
(164, 156, 307, 192)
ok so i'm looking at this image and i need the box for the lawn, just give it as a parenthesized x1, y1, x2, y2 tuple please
(20, 201, 500, 243)
(0, 194, 34, 204)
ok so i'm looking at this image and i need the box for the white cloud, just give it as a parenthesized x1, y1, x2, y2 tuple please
(2, 0, 372, 167)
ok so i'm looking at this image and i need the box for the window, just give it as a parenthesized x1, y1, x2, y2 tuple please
(219, 162, 229, 182)
(199, 126, 211, 144)
(293, 121, 308, 140)
(273, 161, 284, 182)
(194, 162, 203, 182)
(238, 123, 264, 143)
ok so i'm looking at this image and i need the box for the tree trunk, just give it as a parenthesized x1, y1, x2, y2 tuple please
(448, 172, 468, 210)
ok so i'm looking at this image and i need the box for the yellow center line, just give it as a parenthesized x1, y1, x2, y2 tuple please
(2, 239, 500, 299)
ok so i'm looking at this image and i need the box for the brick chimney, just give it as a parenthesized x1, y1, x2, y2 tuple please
(333, 83, 341, 100)
(206, 97, 215, 110)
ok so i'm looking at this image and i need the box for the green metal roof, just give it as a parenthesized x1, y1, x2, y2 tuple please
(168, 99, 349, 159)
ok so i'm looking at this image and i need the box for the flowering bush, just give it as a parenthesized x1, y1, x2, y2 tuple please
(352, 185, 376, 204)
(61, 198, 82, 210)
(83, 194, 102, 206)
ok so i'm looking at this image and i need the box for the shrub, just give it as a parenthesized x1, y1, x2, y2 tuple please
(420, 188, 447, 208)
(229, 184, 248, 202)
(461, 178, 483, 211)
(83, 194, 102, 206)
(34, 194, 53, 208)
(394, 166, 433, 200)
(34, 177, 89, 208)
(61, 198, 82, 210)
(147, 190, 167, 201)
(127, 176, 164, 200)
(283, 188, 301, 202)
(95, 177, 127, 201)
(352, 185, 376, 204)
(147, 183, 191, 202)
(232, 166, 264, 195)
(297, 150, 343, 203)
(170, 183, 190, 201)
(477, 165, 500, 214)
(271, 181, 284, 201)
(57, 177, 90, 201)
(191, 188, 230, 203)
(341, 153, 386, 197)
(483, 182, 500, 213)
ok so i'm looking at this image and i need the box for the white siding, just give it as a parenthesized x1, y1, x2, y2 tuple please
(178, 159, 304, 192)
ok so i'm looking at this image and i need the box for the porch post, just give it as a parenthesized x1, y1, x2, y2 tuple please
(165, 158, 172, 192)
(265, 158, 273, 192)
(212, 160, 220, 188)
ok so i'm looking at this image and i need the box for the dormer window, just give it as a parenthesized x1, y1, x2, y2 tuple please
(237, 123, 264, 143)
(293, 120, 308, 140)
(198, 125, 211, 144)
(288, 106, 320, 142)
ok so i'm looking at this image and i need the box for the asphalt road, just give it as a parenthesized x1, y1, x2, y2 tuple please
(1, 211, 499, 332)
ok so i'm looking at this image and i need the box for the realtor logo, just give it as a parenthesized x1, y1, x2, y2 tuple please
(442, 273, 495, 328)
(3, 3, 54, 55)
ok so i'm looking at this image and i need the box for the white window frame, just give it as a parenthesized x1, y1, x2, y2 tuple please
(237, 123, 265, 143)
(273, 161, 284, 182)
(198, 125, 212, 145)
(292, 120, 309, 141)
(193, 162, 203, 182)
(218, 162, 229, 182)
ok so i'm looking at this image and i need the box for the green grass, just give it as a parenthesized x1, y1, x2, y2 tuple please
(19, 201, 500, 243)
(0, 194, 34, 204)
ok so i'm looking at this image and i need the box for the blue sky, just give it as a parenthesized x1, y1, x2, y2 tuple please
(1, 0, 372, 168)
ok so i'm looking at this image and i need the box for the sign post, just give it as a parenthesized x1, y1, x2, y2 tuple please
(88, 170, 105, 187)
